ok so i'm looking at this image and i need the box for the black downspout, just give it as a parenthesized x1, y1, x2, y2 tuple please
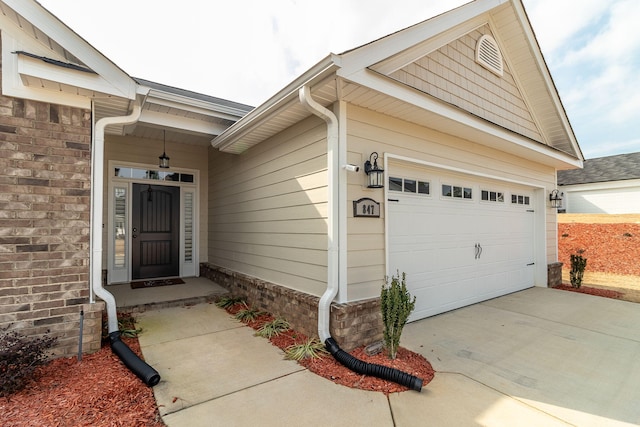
(325, 337, 423, 392)
(109, 332, 160, 387)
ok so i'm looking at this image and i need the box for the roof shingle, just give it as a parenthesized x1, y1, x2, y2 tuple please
(558, 152, 640, 185)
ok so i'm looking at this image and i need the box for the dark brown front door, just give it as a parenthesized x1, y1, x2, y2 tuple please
(132, 183, 180, 280)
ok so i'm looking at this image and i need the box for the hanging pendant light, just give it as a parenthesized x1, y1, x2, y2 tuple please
(159, 129, 170, 169)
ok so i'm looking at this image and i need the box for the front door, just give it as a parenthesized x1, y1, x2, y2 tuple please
(132, 183, 180, 279)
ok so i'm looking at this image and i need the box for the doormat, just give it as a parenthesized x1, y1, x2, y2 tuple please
(130, 278, 185, 289)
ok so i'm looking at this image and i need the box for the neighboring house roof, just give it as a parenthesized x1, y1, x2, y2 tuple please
(557, 152, 640, 186)
(212, 0, 582, 169)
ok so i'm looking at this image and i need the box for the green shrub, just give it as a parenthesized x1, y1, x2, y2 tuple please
(118, 314, 142, 338)
(255, 318, 290, 339)
(215, 296, 245, 309)
(285, 338, 328, 360)
(234, 304, 263, 322)
(0, 329, 57, 397)
(570, 250, 587, 288)
(381, 271, 416, 359)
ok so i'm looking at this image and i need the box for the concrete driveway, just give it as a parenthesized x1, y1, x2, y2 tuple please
(136, 287, 640, 426)
(400, 287, 640, 426)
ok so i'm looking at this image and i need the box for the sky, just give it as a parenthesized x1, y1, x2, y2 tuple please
(36, 0, 640, 159)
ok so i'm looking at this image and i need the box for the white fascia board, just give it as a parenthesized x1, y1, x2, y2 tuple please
(16, 53, 128, 98)
(212, 55, 339, 151)
(146, 89, 247, 121)
(338, 0, 507, 77)
(369, 16, 487, 76)
(4, 0, 136, 100)
(139, 109, 229, 136)
(343, 68, 582, 169)
(1, 35, 90, 108)
(510, 0, 583, 162)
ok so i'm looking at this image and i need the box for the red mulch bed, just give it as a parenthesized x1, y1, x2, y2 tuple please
(552, 284, 623, 300)
(1, 305, 434, 426)
(228, 303, 434, 395)
(0, 337, 163, 427)
(558, 223, 640, 276)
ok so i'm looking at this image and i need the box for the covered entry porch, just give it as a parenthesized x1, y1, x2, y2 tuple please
(93, 79, 253, 299)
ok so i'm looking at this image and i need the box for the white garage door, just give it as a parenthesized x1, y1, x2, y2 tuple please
(388, 166, 535, 321)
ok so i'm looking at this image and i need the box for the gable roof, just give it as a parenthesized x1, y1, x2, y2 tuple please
(212, 0, 582, 169)
(1, 0, 252, 144)
(558, 152, 640, 186)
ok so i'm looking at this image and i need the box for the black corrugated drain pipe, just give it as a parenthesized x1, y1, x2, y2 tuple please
(325, 337, 423, 392)
(109, 331, 160, 387)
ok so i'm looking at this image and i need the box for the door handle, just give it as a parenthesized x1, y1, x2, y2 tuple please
(132, 234, 137, 238)
(478, 243, 483, 259)
(474, 243, 479, 259)
(475, 243, 483, 259)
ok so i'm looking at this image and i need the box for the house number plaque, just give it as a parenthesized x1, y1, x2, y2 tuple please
(353, 197, 380, 218)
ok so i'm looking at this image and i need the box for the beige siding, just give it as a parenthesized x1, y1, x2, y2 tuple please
(345, 104, 557, 300)
(102, 135, 209, 266)
(208, 117, 329, 297)
(389, 25, 542, 143)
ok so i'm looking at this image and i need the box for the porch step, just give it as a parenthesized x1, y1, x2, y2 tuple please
(117, 292, 229, 314)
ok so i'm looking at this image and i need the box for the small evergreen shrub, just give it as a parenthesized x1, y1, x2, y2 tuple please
(570, 250, 587, 288)
(0, 329, 57, 397)
(381, 271, 416, 359)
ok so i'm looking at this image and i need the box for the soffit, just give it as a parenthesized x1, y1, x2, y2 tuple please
(341, 79, 580, 169)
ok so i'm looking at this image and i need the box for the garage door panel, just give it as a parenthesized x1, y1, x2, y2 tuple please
(388, 166, 535, 322)
(409, 277, 482, 321)
(390, 249, 439, 274)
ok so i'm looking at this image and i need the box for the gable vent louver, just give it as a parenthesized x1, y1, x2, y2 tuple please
(476, 35, 503, 76)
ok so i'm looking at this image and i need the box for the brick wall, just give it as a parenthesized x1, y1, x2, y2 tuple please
(547, 262, 563, 287)
(0, 53, 102, 357)
(201, 263, 383, 351)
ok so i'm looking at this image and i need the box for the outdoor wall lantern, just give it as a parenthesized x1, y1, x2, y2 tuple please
(549, 189, 563, 208)
(159, 129, 170, 169)
(364, 152, 384, 188)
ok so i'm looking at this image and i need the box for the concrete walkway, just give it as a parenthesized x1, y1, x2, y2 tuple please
(136, 288, 640, 426)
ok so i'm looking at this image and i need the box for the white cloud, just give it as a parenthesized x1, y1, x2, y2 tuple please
(523, 0, 610, 56)
(33, 0, 640, 157)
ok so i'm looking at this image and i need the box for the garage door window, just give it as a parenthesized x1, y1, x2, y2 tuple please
(442, 184, 472, 200)
(481, 190, 504, 203)
(511, 194, 530, 205)
(390, 177, 430, 195)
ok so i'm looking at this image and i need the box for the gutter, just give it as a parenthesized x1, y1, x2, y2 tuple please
(298, 86, 339, 343)
(212, 55, 340, 153)
(298, 85, 422, 391)
(89, 99, 160, 387)
(90, 100, 142, 333)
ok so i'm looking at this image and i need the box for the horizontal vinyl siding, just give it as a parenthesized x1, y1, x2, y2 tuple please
(563, 181, 640, 214)
(102, 135, 208, 266)
(208, 117, 329, 297)
(345, 104, 557, 301)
